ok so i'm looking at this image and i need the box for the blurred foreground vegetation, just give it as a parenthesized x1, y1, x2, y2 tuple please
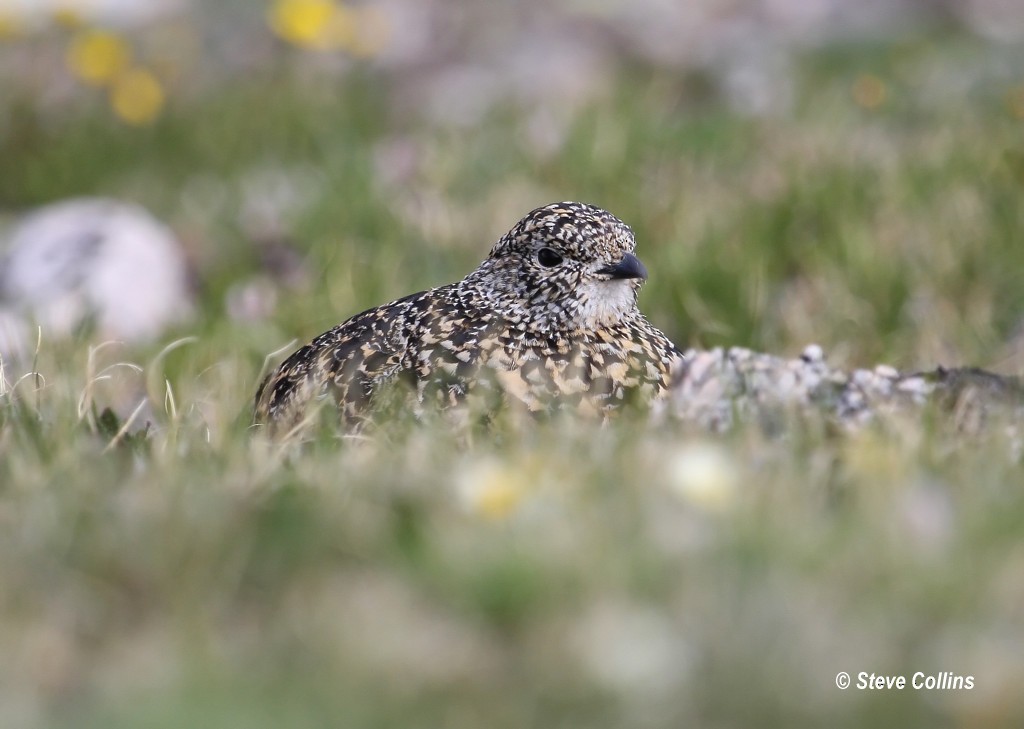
(2, 5, 1024, 728)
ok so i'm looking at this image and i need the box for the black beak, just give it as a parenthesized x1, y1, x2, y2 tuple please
(599, 252, 648, 281)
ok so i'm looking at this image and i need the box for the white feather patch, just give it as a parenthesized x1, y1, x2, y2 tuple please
(574, 279, 637, 329)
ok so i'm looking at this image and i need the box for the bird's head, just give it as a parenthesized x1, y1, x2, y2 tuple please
(472, 201, 649, 332)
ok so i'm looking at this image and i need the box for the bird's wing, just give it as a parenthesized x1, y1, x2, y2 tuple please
(253, 291, 428, 427)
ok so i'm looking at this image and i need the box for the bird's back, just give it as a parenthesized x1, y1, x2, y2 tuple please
(254, 288, 435, 427)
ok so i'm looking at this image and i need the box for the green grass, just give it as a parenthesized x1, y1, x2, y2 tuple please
(2, 36, 1024, 729)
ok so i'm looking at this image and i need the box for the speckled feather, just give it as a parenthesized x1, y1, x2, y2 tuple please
(254, 202, 683, 430)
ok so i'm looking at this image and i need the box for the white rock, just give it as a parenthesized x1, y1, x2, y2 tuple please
(0, 198, 192, 360)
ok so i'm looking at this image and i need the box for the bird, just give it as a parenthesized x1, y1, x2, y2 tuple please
(254, 201, 682, 432)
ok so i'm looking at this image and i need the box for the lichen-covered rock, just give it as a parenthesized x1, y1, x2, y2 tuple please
(659, 345, 1023, 445)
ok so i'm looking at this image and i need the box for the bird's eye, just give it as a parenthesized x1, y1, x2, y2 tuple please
(536, 247, 563, 267)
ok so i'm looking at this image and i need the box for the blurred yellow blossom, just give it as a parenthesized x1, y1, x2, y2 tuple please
(1008, 85, 1024, 120)
(852, 73, 887, 110)
(664, 442, 739, 515)
(0, 10, 25, 40)
(269, 0, 355, 51)
(109, 67, 165, 125)
(52, 4, 87, 29)
(67, 29, 131, 86)
(456, 457, 530, 520)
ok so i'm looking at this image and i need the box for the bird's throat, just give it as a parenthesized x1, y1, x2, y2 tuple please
(573, 279, 639, 329)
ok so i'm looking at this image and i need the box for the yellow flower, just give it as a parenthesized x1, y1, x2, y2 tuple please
(52, 3, 87, 29)
(67, 29, 131, 86)
(109, 68, 165, 125)
(1008, 85, 1024, 120)
(474, 479, 524, 520)
(852, 74, 887, 110)
(0, 10, 25, 40)
(664, 442, 739, 515)
(456, 457, 529, 520)
(269, 0, 345, 50)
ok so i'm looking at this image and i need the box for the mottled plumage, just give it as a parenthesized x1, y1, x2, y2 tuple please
(254, 202, 682, 431)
